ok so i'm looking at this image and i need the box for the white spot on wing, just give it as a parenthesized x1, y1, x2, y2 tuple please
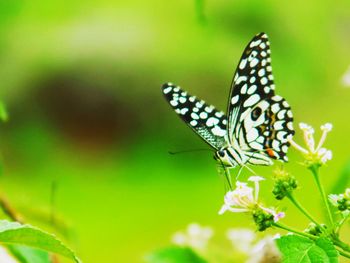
(258, 68, 265, 77)
(282, 145, 288, 153)
(271, 103, 280, 113)
(200, 112, 208, 119)
(170, 100, 178, 107)
(247, 129, 259, 142)
(206, 117, 219, 127)
(239, 59, 247, 69)
(277, 109, 286, 119)
(250, 58, 259, 67)
(236, 76, 248, 84)
(211, 126, 226, 137)
(260, 77, 268, 85)
(190, 120, 197, 126)
(243, 94, 260, 107)
(274, 120, 284, 130)
(180, 108, 189, 115)
(231, 95, 239, 105)
(179, 97, 186, 103)
(163, 86, 172, 94)
(205, 106, 213, 113)
(247, 85, 257, 94)
(272, 140, 281, 150)
(191, 113, 199, 120)
(241, 84, 248, 94)
(249, 141, 263, 150)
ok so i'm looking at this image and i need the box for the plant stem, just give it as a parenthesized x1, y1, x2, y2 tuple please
(337, 248, 350, 259)
(309, 165, 334, 227)
(333, 238, 350, 253)
(336, 212, 350, 234)
(287, 192, 321, 228)
(273, 222, 316, 240)
(0, 195, 22, 223)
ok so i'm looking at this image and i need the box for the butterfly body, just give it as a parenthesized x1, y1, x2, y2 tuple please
(162, 33, 294, 168)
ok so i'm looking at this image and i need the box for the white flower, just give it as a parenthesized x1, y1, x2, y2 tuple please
(219, 176, 284, 222)
(171, 223, 213, 251)
(0, 246, 18, 263)
(273, 212, 286, 222)
(329, 188, 350, 212)
(341, 66, 350, 87)
(345, 188, 350, 199)
(226, 228, 256, 253)
(247, 236, 281, 263)
(289, 123, 333, 165)
(328, 194, 340, 207)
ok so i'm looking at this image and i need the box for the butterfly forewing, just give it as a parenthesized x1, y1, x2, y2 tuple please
(162, 83, 227, 150)
(227, 33, 294, 162)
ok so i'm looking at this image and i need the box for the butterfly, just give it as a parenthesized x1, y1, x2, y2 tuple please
(162, 33, 294, 169)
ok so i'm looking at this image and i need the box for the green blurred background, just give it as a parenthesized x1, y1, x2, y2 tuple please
(0, 0, 350, 262)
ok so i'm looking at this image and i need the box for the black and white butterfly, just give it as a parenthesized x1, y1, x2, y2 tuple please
(162, 33, 294, 169)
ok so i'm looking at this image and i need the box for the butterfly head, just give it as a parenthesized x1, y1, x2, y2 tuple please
(214, 147, 241, 168)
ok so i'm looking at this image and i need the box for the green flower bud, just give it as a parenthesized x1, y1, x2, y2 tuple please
(272, 168, 298, 200)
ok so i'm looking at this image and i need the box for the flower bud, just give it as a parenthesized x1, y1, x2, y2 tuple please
(304, 223, 326, 236)
(272, 168, 298, 200)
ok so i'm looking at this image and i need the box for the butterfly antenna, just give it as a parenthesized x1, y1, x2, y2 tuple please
(168, 148, 213, 155)
(241, 154, 258, 175)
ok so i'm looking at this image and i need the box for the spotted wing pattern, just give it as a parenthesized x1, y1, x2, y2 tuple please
(227, 33, 294, 162)
(162, 32, 295, 166)
(162, 83, 227, 150)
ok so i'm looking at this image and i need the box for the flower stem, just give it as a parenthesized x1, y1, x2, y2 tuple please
(333, 238, 350, 253)
(309, 165, 334, 227)
(337, 248, 350, 259)
(273, 222, 316, 240)
(336, 212, 350, 234)
(0, 195, 22, 223)
(287, 192, 321, 228)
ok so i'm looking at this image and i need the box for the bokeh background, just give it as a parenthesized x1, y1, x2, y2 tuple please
(0, 0, 350, 262)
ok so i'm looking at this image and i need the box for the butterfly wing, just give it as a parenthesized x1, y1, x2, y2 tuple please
(227, 33, 294, 163)
(162, 83, 227, 150)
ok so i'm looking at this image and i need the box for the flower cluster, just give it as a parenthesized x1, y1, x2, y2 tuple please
(289, 123, 333, 167)
(272, 167, 298, 200)
(227, 228, 281, 263)
(329, 189, 350, 213)
(304, 222, 327, 236)
(219, 176, 285, 231)
(171, 223, 213, 251)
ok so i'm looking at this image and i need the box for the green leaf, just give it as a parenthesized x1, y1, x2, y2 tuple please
(0, 220, 80, 263)
(276, 235, 338, 263)
(8, 245, 51, 263)
(145, 247, 207, 263)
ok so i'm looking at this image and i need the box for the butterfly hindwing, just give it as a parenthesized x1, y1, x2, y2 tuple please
(237, 95, 294, 164)
(162, 83, 227, 150)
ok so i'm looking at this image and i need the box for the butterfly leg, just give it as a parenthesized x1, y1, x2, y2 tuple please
(243, 164, 257, 175)
(217, 161, 233, 190)
(235, 165, 244, 179)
